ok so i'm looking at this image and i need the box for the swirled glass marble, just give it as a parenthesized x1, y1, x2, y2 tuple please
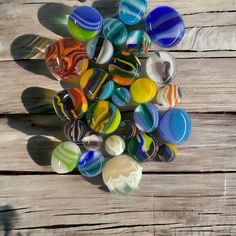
(51, 142, 81, 174)
(146, 51, 176, 84)
(108, 51, 141, 86)
(119, 0, 147, 25)
(78, 151, 105, 177)
(130, 78, 157, 104)
(102, 155, 142, 196)
(105, 135, 125, 156)
(134, 103, 159, 133)
(146, 6, 185, 48)
(128, 132, 158, 162)
(126, 30, 151, 56)
(82, 132, 103, 151)
(64, 119, 87, 143)
(159, 108, 191, 145)
(111, 87, 131, 107)
(103, 18, 128, 45)
(156, 84, 182, 110)
(68, 6, 103, 41)
(79, 68, 114, 100)
(53, 88, 88, 121)
(157, 143, 177, 162)
(86, 101, 121, 134)
(115, 120, 137, 140)
(86, 36, 114, 64)
(45, 38, 89, 81)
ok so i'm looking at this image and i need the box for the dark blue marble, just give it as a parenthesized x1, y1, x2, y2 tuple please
(146, 6, 185, 48)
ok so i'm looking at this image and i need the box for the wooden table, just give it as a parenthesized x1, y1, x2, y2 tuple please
(0, 0, 236, 235)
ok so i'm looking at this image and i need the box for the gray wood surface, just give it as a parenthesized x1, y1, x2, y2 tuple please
(0, 0, 236, 235)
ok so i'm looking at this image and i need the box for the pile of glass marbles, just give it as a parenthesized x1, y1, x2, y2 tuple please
(44, 1, 191, 197)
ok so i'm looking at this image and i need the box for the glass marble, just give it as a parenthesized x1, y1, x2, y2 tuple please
(103, 18, 128, 45)
(133, 103, 159, 133)
(115, 120, 137, 140)
(128, 132, 158, 162)
(130, 78, 157, 104)
(111, 87, 131, 107)
(64, 119, 87, 143)
(53, 88, 88, 121)
(78, 151, 105, 177)
(146, 51, 176, 84)
(45, 38, 89, 81)
(86, 101, 121, 134)
(108, 51, 141, 86)
(157, 143, 177, 162)
(126, 30, 151, 56)
(79, 68, 114, 100)
(102, 155, 142, 196)
(51, 141, 81, 174)
(105, 135, 125, 156)
(159, 108, 191, 145)
(82, 132, 103, 151)
(86, 36, 114, 64)
(119, 0, 147, 25)
(68, 6, 103, 41)
(156, 84, 182, 110)
(146, 6, 185, 48)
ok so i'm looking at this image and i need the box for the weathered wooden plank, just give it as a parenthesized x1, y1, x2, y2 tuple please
(0, 174, 236, 235)
(0, 1, 236, 60)
(0, 58, 235, 114)
(0, 113, 235, 172)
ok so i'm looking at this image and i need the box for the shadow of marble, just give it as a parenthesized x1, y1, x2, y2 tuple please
(0, 205, 17, 236)
(37, 2, 72, 38)
(27, 136, 60, 166)
(10, 34, 55, 80)
(92, 0, 120, 18)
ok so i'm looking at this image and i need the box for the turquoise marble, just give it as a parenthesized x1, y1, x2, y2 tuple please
(133, 103, 159, 133)
(111, 87, 131, 107)
(126, 30, 151, 56)
(78, 151, 105, 177)
(103, 18, 128, 45)
(119, 0, 147, 25)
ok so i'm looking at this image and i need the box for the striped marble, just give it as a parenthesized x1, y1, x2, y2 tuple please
(103, 18, 128, 45)
(157, 143, 177, 162)
(51, 142, 81, 174)
(111, 87, 131, 107)
(102, 155, 142, 196)
(119, 0, 147, 25)
(134, 103, 159, 133)
(64, 120, 87, 144)
(126, 30, 151, 56)
(86, 36, 114, 64)
(156, 84, 182, 110)
(78, 151, 105, 177)
(146, 6, 185, 48)
(79, 68, 114, 100)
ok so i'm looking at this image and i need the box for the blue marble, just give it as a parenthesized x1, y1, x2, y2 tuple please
(99, 80, 115, 100)
(134, 103, 159, 133)
(111, 87, 131, 107)
(78, 151, 105, 177)
(119, 0, 147, 25)
(103, 18, 128, 45)
(69, 6, 102, 31)
(159, 108, 191, 145)
(146, 6, 185, 48)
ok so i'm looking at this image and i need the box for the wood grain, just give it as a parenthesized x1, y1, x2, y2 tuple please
(0, 174, 236, 235)
(0, 0, 236, 235)
(0, 113, 235, 173)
